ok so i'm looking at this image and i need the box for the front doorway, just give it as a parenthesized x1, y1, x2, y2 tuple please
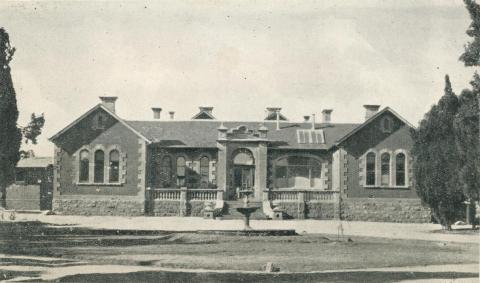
(230, 149, 255, 200)
(232, 165, 255, 199)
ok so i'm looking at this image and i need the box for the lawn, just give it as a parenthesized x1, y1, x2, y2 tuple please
(0, 221, 477, 274)
(0, 222, 478, 272)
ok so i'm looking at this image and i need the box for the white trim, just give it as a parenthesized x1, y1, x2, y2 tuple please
(362, 149, 377, 188)
(393, 149, 409, 188)
(361, 148, 410, 189)
(380, 116, 394, 133)
(378, 149, 393, 187)
(272, 153, 326, 190)
(74, 144, 126, 186)
(49, 104, 150, 143)
(336, 107, 415, 145)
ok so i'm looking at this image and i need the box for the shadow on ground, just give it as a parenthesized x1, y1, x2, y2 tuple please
(25, 270, 479, 283)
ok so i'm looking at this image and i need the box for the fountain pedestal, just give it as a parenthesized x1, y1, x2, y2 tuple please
(236, 190, 259, 230)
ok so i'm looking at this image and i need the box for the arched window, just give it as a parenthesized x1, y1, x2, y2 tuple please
(233, 149, 254, 165)
(366, 152, 376, 186)
(159, 156, 172, 187)
(109, 150, 120, 182)
(94, 150, 105, 183)
(274, 156, 322, 189)
(176, 156, 186, 187)
(200, 156, 210, 188)
(396, 153, 406, 186)
(381, 153, 390, 186)
(79, 149, 89, 182)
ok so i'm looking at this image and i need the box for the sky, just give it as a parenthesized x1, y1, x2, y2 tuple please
(0, 0, 478, 156)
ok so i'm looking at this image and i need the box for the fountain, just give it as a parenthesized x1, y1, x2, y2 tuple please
(236, 189, 259, 230)
(197, 189, 296, 236)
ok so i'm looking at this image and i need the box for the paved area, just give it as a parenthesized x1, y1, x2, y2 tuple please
(4, 212, 479, 243)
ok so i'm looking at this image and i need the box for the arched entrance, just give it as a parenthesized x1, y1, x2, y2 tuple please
(230, 149, 255, 199)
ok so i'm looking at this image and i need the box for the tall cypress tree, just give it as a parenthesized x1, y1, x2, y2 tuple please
(0, 28, 22, 208)
(457, 0, 480, 228)
(460, 0, 480, 66)
(454, 79, 480, 229)
(412, 75, 465, 230)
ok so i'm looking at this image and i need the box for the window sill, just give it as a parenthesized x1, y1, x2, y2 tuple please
(76, 182, 124, 187)
(363, 186, 410, 190)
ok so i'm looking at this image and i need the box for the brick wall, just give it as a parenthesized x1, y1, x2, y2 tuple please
(53, 197, 144, 216)
(150, 200, 183, 216)
(275, 201, 337, 220)
(146, 199, 208, 217)
(341, 197, 431, 223)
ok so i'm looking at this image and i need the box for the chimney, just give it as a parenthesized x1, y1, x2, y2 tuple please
(311, 114, 316, 130)
(151, 107, 162, 119)
(199, 106, 213, 115)
(303, 115, 310, 123)
(322, 109, 333, 123)
(169, 111, 175, 120)
(266, 107, 282, 130)
(99, 96, 118, 113)
(217, 122, 228, 140)
(363, 105, 380, 121)
(266, 107, 282, 116)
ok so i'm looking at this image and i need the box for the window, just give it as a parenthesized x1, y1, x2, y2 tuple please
(92, 113, 107, 130)
(381, 153, 390, 186)
(109, 150, 120, 183)
(274, 156, 322, 189)
(79, 149, 89, 183)
(366, 152, 376, 186)
(159, 156, 172, 187)
(200, 156, 209, 188)
(381, 117, 393, 133)
(233, 149, 254, 165)
(176, 156, 186, 187)
(15, 169, 26, 183)
(297, 130, 325, 144)
(396, 153, 406, 186)
(94, 150, 104, 183)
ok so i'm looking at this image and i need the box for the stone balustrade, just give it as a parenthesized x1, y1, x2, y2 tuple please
(148, 188, 223, 201)
(264, 189, 340, 219)
(266, 189, 338, 203)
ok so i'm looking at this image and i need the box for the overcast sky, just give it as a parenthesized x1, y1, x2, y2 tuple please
(0, 0, 477, 156)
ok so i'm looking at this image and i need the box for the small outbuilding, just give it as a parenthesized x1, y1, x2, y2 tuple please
(6, 157, 53, 211)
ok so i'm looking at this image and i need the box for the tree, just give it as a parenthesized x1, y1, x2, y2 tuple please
(460, 0, 480, 66)
(457, 0, 480, 229)
(22, 113, 45, 145)
(412, 75, 465, 230)
(454, 78, 480, 229)
(0, 28, 22, 208)
(0, 28, 45, 209)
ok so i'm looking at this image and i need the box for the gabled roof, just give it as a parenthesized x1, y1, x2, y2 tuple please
(335, 107, 415, 145)
(126, 120, 359, 149)
(17, 157, 53, 168)
(191, 107, 216, 120)
(50, 102, 413, 151)
(49, 104, 150, 143)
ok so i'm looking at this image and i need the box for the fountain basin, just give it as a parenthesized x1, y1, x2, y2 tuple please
(236, 206, 259, 216)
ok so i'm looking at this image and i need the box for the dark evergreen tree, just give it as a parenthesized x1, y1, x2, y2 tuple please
(0, 28, 22, 208)
(456, 0, 480, 228)
(22, 113, 45, 145)
(412, 75, 465, 230)
(454, 78, 480, 229)
(460, 0, 480, 66)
